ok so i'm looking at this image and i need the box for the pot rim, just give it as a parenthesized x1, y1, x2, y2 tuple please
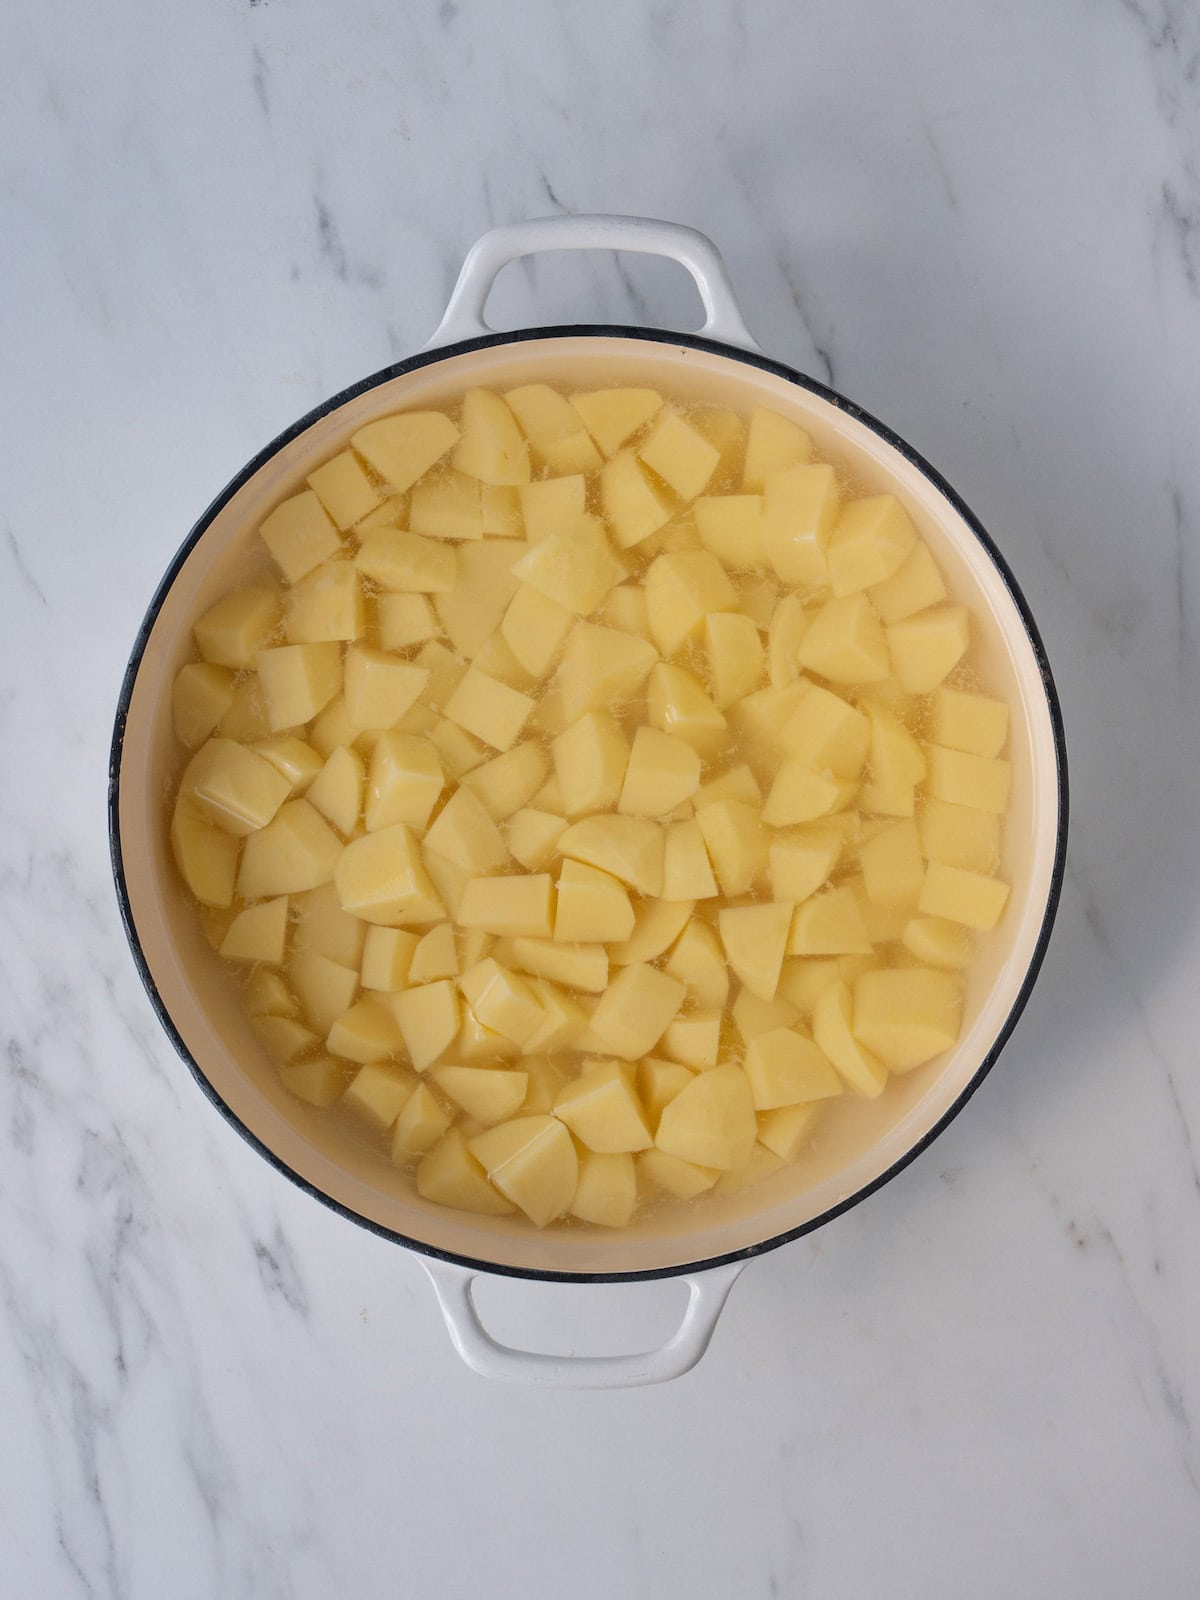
(109, 323, 1069, 1284)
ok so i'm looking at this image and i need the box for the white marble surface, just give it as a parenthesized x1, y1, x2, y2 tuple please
(2, 0, 1199, 1593)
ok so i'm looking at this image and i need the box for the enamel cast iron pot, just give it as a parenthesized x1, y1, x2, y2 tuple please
(110, 215, 1068, 1388)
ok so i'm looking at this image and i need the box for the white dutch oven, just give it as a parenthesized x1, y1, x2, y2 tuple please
(110, 216, 1068, 1387)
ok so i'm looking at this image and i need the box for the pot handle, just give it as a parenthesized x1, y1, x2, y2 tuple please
(420, 1256, 746, 1388)
(422, 214, 760, 353)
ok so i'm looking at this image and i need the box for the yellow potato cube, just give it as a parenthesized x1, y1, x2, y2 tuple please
(307, 745, 363, 837)
(703, 615, 764, 714)
(616, 730, 699, 820)
(886, 606, 970, 693)
(216, 677, 270, 746)
(480, 483, 523, 537)
(636, 1058, 695, 1132)
(827, 494, 918, 596)
(456, 1006, 522, 1063)
(853, 968, 962, 1072)
(409, 469, 484, 540)
(417, 1127, 514, 1214)
(778, 686, 870, 779)
(598, 450, 673, 549)
(744, 1026, 843, 1109)
(664, 920, 729, 1008)
(553, 1059, 654, 1153)
(812, 980, 888, 1097)
(695, 799, 768, 896)
(788, 886, 873, 956)
(867, 703, 927, 797)
(458, 875, 555, 939)
(500, 937, 607, 993)
(868, 539, 946, 623)
(859, 819, 926, 909)
(662, 818, 720, 900)
(918, 861, 1011, 930)
(285, 559, 364, 645)
(255, 642, 343, 731)
(609, 898, 695, 967)
(696, 762, 762, 808)
(901, 915, 974, 969)
(510, 514, 624, 616)
(718, 901, 794, 1001)
(661, 1010, 721, 1071)
(307, 694, 354, 758)
(408, 923, 459, 984)
(428, 717, 485, 781)
(377, 593, 438, 653)
(637, 1148, 719, 1199)
(743, 406, 812, 490)
(390, 1082, 455, 1160)
(918, 797, 1002, 872)
(244, 968, 298, 1018)
(460, 743, 547, 821)
(553, 858, 635, 944)
(278, 1056, 351, 1108)
(931, 686, 1010, 758)
(762, 762, 856, 827)
(763, 594, 806, 690)
(432, 1066, 528, 1127)
(355, 493, 408, 533)
(570, 1151, 637, 1228)
(424, 789, 510, 879)
(503, 382, 585, 446)
(468, 1115, 577, 1227)
(644, 550, 736, 657)
(551, 711, 630, 815)
(237, 800, 342, 898)
(777, 957, 843, 1016)
(693, 494, 764, 569)
(292, 880, 366, 966)
(713, 1141, 787, 1193)
(184, 737, 292, 836)
(448, 388, 529, 484)
(327, 998, 405, 1064)
(351, 410, 459, 493)
(360, 926, 420, 991)
(172, 663, 235, 749)
(459, 958, 546, 1047)
(769, 827, 843, 902)
(646, 664, 727, 755)
(259, 490, 342, 583)
(251, 735, 324, 795)
(586, 963, 686, 1060)
(392, 977, 460, 1069)
(306, 448, 381, 529)
(731, 681, 807, 757)
(290, 950, 360, 1035)
(335, 823, 444, 925)
(342, 646, 427, 735)
(559, 815, 664, 896)
(655, 1063, 757, 1171)
(499, 584, 574, 678)
(926, 745, 1012, 815)
(555, 621, 658, 722)
(569, 387, 662, 456)
(355, 529, 457, 593)
(637, 409, 720, 501)
(757, 1102, 822, 1160)
(797, 594, 889, 683)
(219, 896, 289, 964)
(601, 585, 650, 637)
(505, 807, 567, 872)
(364, 733, 444, 833)
(253, 1013, 318, 1063)
(762, 463, 839, 586)
(522, 978, 588, 1054)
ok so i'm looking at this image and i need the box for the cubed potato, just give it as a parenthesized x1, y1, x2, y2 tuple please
(351, 410, 459, 493)
(219, 896, 289, 964)
(762, 463, 839, 586)
(237, 800, 342, 898)
(553, 859, 636, 944)
(292, 880, 366, 967)
(737, 575, 782, 630)
(456, 1006, 522, 1064)
(886, 607, 970, 693)
(364, 733, 444, 833)
(408, 923, 459, 983)
(555, 621, 658, 722)
(306, 448, 381, 529)
(762, 762, 856, 827)
(853, 967, 962, 1072)
(609, 897, 695, 967)
(570, 1151, 637, 1228)
(252, 1013, 318, 1063)
(637, 409, 720, 501)
(360, 926, 420, 990)
(416, 1127, 512, 1213)
(355, 529, 457, 593)
(730, 682, 807, 760)
(173, 663, 235, 749)
(377, 593, 439, 653)
(600, 584, 650, 636)
(637, 1148, 719, 1199)
(285, 559, 364, 644)
(523, 978, 588, 1054)
(553, 1059, 654, 1152)
(307, 695, 355, 759)
(931, 686, 1010, 757)
(788, 887, 873, 956)
(901, 915, 974, 969)
(458, 875, 555, 939)
(431, 541, 522, 657)
(194, 586, 281, 670)
(617, 727, 702, 817)
(827, 494, 918, 596)
(428, 717, 485, 781)
(260, 490, 342, 583)
(342, 646, 427, 735)
(777, 957, 843, 1016)
(290, 950, 360, 1035)
(867, 703, 927, 801)
(697, 762, 763, 808)
(757, 1102, 821, 1160)
(694, 494, 764, 569)
(695, 800, 768, 895)
(184, 737, 292, 836)
(664, 919, 729, 1008)
(812, 980, 888, 1097)
(392, 978, 460, 1069)
(918, 861, 1010, 929)
(511, 514, 624, 616)
(306, 745, 363, 837)
(335, 823, 444, 925)
(569, 387, 662, 456)
(636, 1058, 695, 1132)
(451, 388, 530, 485)
(868, 539, 946, 623)
(422, 786, 510, 874)
(661, 1010, 721, 1071)
(551, 711, 630, 815)
(458, 925, 494, 971)
(409, 468, 483, 540)
(467, 1115, 577, 1227)
(252, 735, 324, 794)
(859, 819, 925, 909)
(599, 450, 674, 549)
(765, 593, 808, 688)
(355, 493, 408, 533)
(926, 745, 1012, 814)
(499, 937, 607, 992)
(432, 1066, 528, 1127)
(778, 686, 870, 779)
(797, 594, 889, 683)
(691, 406, 745, 474)
(918, 797, 1002, 872)
(743, 406, 812, 490)
(390, 1082, 455, 1159)
(769, 827, 843, 903)
(499, 585, 573, 680)
(460, 744, 547, 821)
(278, 1056, 352, 1108)
(655, 1064, 757, 1170)
(713, 1142, 789, 1194)
(505, 807, 567, 872)
(718, 901, 794, 1001)
(244, 968, 298, 1018)
(703, 612, 764, 710)
(503, 382, 585, 447)
(459, 958, 546, 1047)
(560, 815, 670, 900)
(327, 998, 405, 1063)
(479, 484, 524, 537)
(644, 551, 736, 657)
(662, 818, 720, 900)
(256, 642, 343, 731)
(744, 1027, 842, 1109)
(646, 664, 727, 755)
(586, 963, 686, 1060)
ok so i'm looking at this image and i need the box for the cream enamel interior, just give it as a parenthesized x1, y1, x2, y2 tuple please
(116, 334, 1062, 1277)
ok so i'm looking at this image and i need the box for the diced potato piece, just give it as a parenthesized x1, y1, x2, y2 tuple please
(505, 807, 567, 872)
(762, 463, 839, 586)
(511, 514, 623, 616)
(551, 711, 630, 815)
(655, 1063, 756, 1170)
(220, 896, 288, 964)
(480, 484, 523, 538)
(738, 574, 781, 629)
(327, 998, 405, 1063)
(853, 968, 962, 1072)
(585, 963, 685, 1060)
(616, 731, 698, 822)
(422, 786, 509, 873)
(599, 450, 673, 549)
(637, 1058, 695, 1131)
(409, 469, 483, 540)
(523, 978, 589, 1054)
(459, 746, 546, 827)
(860, 819, 925, 909)
(554, 1059, 653, 1153)
(931, 686, 1010, 758)
(422, 854, 468, 924)
(609, 897, 695, 967)
(788, 887, 873, 956)
(459, 958, 546, 1047)
(743, 406, 812, 490)
(244, 968, 298, 1018)
(918, 797, 1002, 872)
(391, 1082, 454, 1159)
(757, 1102, 821, 1160)
(886, 606, 970, 693)
(377, 593, 439, 653)
(570, 1150, 637, 1227)
(694, 494, 764, 569)
(341, 646, 426, 735)
(183, 737, 292, 836)
(458, 875, 555, 939)
(601, 585, 650, 636)
(664, 920, 729, 1008)
(354, 493, 407, 533)
(866, 703, 927, 804)
(569, 387, 662, 457)
(237, 800, 342, 898)
(762, 762, 856, 827)
(363, 733, 443, 833)
(662, 818, 719, 901)
(730, 680, 807, 755)
(732, 985, 801, 1044)
(644, 551, 736, 657)
(744, 1027, 842, 1109)
(392, 978, 460, 1069)
(499, 585, 573, 679)
(417, 1127, 514, 1214)
(468, 1115, 577, 1227)
(252, 1013, 318, 1063)
(695, 800, 768, 896)
(252, 735, 324, 794)
(661, 1010, 721, 1071)
(285, 559, 364, 645)
(691, 406, 745, 473)
(355, 529, 457, 593)
(777, 957, 843, 1016)
(293, 880, 366, 966)
(926, 745, 1012, 815)
(812, 980, 888, 1097)
(351, 411, 458, 493)
(408, 923, 459, 984)
(778, 687, 870, 779)
(500, 937, 607, 992)
(504, 383, 586, 447)
(335, 824, 444, 925)
(637, 1148, 719, 1199)
(512, 476, 587, 545)
(290, 950, 360, 1035)
(306, 448, 380, 529)
(194, 586, 280, 669)
(173, 664, 235, 749)
(901, 915, 974, 968)
(638, 409, 720, 501)
(558, 816, 664, 898)
(718, 901, 794, 1002)
(827, 494, 918, 596)
(260, 490, 342, 583)
(868, 539, 946, 623)
(218, 679, 272, 746)
(556, 621, 658, 722)
(766, 593, 808, 688)
(451, 388, 530, 485)
(458, 925, 494, 970)
(306, 745, 363, 837)
(254, 641, 342, 731)
(278, 1056, 351, 1108)
(702, 612, 764, 710)
(428, 717, 485, 781)
(769, 827, 842, 902)
(918, 861, 1010, 930)
(456, 1007, 522, 1063)
(432, 1066, 528, 1127)
(714, 1142, 790, 1194)
(797, 594, 889, 683)
(697, 762, 763, 808)
(646, 664, 727, 755)
(307, 695, 354, 759)
(360, 926, 420, 991)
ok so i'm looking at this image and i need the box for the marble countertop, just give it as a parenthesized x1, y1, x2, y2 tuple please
(3, 1, 1199, 1594)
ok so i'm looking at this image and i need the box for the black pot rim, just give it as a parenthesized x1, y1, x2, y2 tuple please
(109, 323, 1070, 1285)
